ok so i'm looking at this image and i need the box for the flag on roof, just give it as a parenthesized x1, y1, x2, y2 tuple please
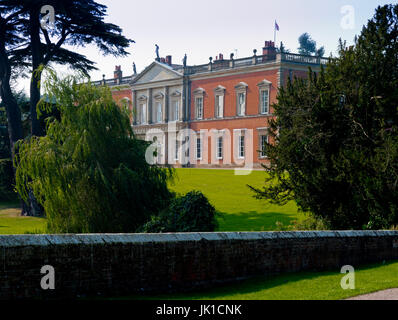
(275, 21, 280, 31)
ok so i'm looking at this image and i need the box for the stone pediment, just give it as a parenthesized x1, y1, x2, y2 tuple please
(131, 62, 183, 85)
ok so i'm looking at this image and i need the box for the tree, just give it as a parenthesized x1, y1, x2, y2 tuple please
(0, 104, 13, 200)
(140, 191, 219, 233)
(298, 32, 325, 56)
(0, 106, 9, 158)
(0, 90, 29, 158)
(0, 0, 133, 153)
(279, 41, 290, 53)
(316, 47, 325, 57)
(0, 90, 29, 201)
(0, 5, 25, 166)
(15, 72, 174, 233)
(251, 4, 398, 230)
(3, 0, 133, 137)
(0, 0, 133, 215)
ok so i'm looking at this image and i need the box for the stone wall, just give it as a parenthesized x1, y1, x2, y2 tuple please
(1, 231, 398, 299)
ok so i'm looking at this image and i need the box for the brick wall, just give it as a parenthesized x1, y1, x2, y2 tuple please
(1, 231, 397, 299)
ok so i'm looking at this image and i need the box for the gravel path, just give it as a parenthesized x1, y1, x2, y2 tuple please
(346, 288, 398, 300)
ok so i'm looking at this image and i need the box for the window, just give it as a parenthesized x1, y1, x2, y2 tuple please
(156, 102, 162, 123)
(175, 140, 179, 160)
(260, 89, 269, 114)
(217, 137, 223, 159)
(239, 135, 245, 159)
(235, 82, 248, 116)
(258, 79, 271, 115)
(193, 88, 205, 120)
(196, 97, 203, 119)
(152, 136, 162, 164)
(260, 135, 268, 158)
(140, 103, 147, 124)
(214, 86, 225, 118)
(184, 136, 190, 159)
(196, 137, 202, 160)
(173, 100, 180, 121)
(157, 141, 162, 163)
(215, 95, 224, 118)
(237, 92, 246, 116)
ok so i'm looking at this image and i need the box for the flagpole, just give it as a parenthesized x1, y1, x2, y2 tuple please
(274, 20, 277, 45)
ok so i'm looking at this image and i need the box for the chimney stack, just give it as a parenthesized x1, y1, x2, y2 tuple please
(114, 65, 122, 84)
(165, 55, 172, 66)
(160, 57, 166, 63)
(262, 41, 276, 61)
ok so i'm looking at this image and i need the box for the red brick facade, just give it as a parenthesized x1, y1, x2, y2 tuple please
(189, 68, 279, 168)
(98, 42, 327, 168)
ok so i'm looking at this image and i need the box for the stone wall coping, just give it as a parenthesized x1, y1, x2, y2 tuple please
(0, 231, 397, 247)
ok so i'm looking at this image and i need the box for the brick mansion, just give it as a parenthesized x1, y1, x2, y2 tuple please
(93, 41, 328, 168)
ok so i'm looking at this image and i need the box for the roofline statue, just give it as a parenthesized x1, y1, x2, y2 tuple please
(155, 44, 160, 61)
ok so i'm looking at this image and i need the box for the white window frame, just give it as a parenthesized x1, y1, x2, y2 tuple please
(137, 95, 148, 125)
(156, 101, 162, 123)
(193, 88, 205, 120)
(215, 95, 224, 118)
(258, 79, 272, 115)
(238, 93, 246, 116)
(196, 96, 203, 120)
(170, 90, 182, 122)
(239, 135, 245, 159)
(259, 134, 269, 158)
(260, 89, 269, 114)
(140, 103, 147, 124)
(217, 136, 223, 160)
(175, 140, 180, 161)
(214, 85, 225, 118)
(173, 100, 180, 121)
(196, 137, 202, 160)
(235, 82, 248, 117)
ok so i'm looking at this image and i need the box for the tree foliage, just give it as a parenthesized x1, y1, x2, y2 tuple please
(1, 0, 133, 216)
(140, 191, 219, 233)
(0, 106, 9, 158)
(251, 4, 398, 230)
(0, 0, 134, 137)
(298, 32, 325, 56)
(0, 90, 29, 201)
(15, 71, 173, 233)
(279, 41, 290, 53)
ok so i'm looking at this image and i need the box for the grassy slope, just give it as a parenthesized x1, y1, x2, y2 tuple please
(0, 201, 45, 235)
(169, 168, 304, 232)
(0, 168, 302, 234)
(119, 261, 398, 300)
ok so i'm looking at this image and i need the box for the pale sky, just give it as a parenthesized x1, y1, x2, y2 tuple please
(14, 0, 391, 94)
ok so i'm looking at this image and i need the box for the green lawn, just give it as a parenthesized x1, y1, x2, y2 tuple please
(117, 260, 398, 300)
(0, 168, 301, 234)
(169, 168, 304, 232)
(0, 201, 46, 235)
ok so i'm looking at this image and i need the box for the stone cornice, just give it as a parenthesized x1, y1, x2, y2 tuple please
(189, 114, 275, 123)
(132, 79, 183, 91)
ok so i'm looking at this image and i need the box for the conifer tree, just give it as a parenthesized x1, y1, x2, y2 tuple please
(252, 4, 398, 230)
